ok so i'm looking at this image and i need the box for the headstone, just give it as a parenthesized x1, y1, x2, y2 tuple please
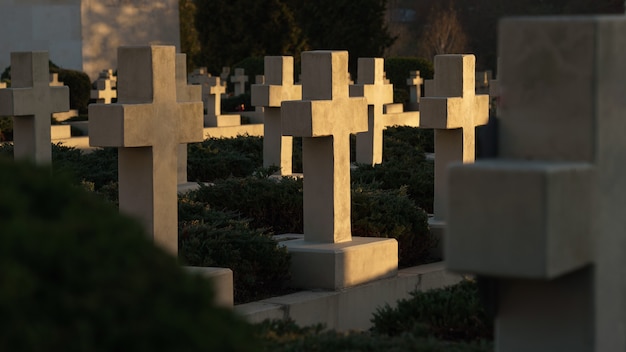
(349, 57, 394, 166)
(220, 66, 230, 82)
(0, 51, 69, 163)
(406, 70, 424, 111)
(423, 79, 435, 97)
(447, 16, 626, 352)
(251, 56, 302, 175)
(89, 45, 203, 255)
(90, 75, 117, 104)
(187, 67, 215, 112)
(98, 69, 117, 88)
(475, 70, 492, 95)
(48, 73, 79, 122)
(49, 73, 63, 87)
(281, 50, 398, 290)
(203, 75, 239, 127)
(0, 82, 6, 89)
(175, 53, 202, 185)
(420, 54, 489, 222)
(230, 68, 248, 96)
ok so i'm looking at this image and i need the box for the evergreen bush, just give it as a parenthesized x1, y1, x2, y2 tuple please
(178, 197, 292, 303)
(0, 158, 259, 351)
(371, 279, 494, 342)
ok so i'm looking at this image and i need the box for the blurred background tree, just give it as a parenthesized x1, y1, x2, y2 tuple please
(181, 0, 624, 75)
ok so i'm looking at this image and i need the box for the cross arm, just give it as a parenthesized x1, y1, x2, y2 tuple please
(420, 95, 489, 129)
(89, 104, 154, 147)
(251, 84, 302, 108)
(281, 98, 368, 137)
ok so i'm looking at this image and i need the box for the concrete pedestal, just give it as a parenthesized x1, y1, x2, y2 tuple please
(282, 236, 398, 290)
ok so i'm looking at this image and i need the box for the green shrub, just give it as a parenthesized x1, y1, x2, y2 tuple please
(187, 136, 264, 181)
(256, 318, 492, 352)
(52, 67, 91, 114)
(353, 126, 434, 213)
(186, 175, 304, 234)
(352, 184, 434, 267)
(189, 174, 434, 267)
(178, 197, 292, 303)
(371, 279, 493, 342)
(0, 158, 259, 351)
(0, 117, 12, 141)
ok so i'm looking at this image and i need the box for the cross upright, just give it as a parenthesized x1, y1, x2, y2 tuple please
(420, 54, 489, 221)
(282, 50, 367, 244)
(205, 75, 226, 119)
(251, 56, 302, 174)
(0, 51, 69, 163)
(349, 57, 394, 166)
(406, 70, 424, 110)
(89, 46, 204, 255)
(230, 68, 248, 96)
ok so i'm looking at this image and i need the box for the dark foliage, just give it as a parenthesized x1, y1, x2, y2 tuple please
(0, 158, 259, 351)
(372, 279, 494, 342)
(178, 197, 292, 304)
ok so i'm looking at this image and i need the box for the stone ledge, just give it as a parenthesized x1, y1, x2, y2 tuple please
(235, 261, 464, 331)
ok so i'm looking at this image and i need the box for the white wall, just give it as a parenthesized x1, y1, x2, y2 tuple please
(0, 0, 180, 81)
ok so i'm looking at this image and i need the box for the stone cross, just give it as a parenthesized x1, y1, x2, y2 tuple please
(89, 46, 203, 255)
(175, 53, 202, 185)
(0, 51, 69, 163)
(187, 67, 212, 111)
(420, 55, 489, 221)
(282, 51, 368, 243)
(98, 69, 117, 88)
(49, 73, 63, 87)
(446, 16, 626, 352)
(406, 70, 423, 110)
(251, 56, 302, 175)
(281, 51, 398, 289)
(230, 68, 248, 96)
(349, 57, 394, 166)
(91, 76, 117, 104)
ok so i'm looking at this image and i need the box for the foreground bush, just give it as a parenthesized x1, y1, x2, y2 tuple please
(187, 135, 264, 181)
(0, 158, 258, 351)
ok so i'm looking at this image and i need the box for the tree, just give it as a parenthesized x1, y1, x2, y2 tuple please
(179, 0, 201, 71)
(417, 2, 468, 62)
(194, 0, 307, 74)
(290, 0, 396, 74)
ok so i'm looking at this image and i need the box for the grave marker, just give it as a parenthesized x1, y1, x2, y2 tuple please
(90, 74, 117, 104)
(251, 56, 302, 174)
(89, 45, 203, 255)
(349, 57, 394, 166)
(230, 68, 248, 96)
(447, 16, 626, 351)
(0, 51, 69, 163)
(406, 70, 423, 111)
(281, 51, 398, 290)
(203, 75, 239, 127)
(420, 55, 489, 221)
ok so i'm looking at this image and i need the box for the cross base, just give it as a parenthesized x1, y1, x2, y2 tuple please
(282, 236, 398, 290)
(204, 113, 240, 127)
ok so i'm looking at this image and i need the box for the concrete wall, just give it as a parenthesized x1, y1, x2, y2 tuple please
(0, 0, 180, 81)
